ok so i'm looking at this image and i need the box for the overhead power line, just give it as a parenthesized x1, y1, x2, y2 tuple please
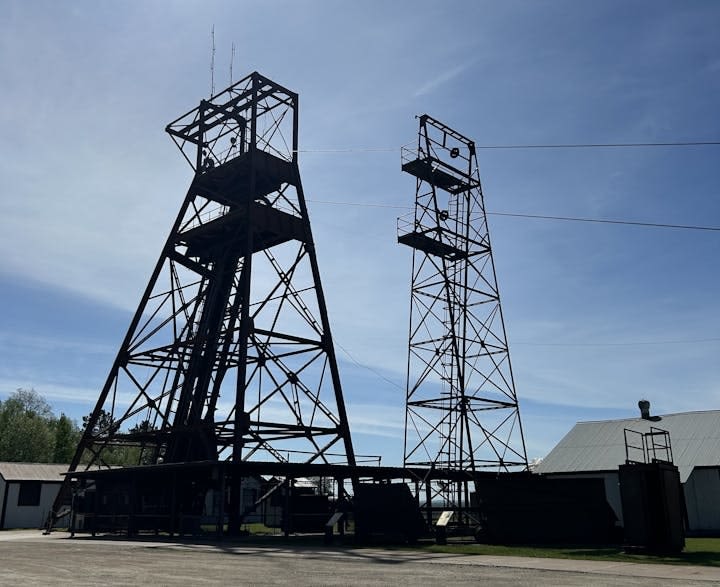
(298, 147, 399, 153)
(305, 199, 720, 232)
(489, 212, 720, 232)
(514, 338, 720, 347)
(333, 339, 405, 391)
(296, 140, 720, 153)
(307, 199, 410, 210)
(474, 141, 720, 150)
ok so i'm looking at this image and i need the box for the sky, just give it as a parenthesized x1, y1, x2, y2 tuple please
(0, 0, 719, 466)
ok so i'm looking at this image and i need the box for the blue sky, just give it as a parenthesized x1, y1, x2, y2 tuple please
(1, 1, 718, 465)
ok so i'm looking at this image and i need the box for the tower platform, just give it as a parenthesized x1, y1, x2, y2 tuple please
(190, 149, 297, 206)
(397, 230, 468, 260)
(179, 202, 306, 260)
(401, 155, 479, 194)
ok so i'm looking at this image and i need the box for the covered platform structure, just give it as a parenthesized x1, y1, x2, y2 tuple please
(63, 461, 530, 542)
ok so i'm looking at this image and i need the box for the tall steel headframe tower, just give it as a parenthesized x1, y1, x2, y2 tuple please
(65, 72, 356, 476)
(398, 115, 528, 515)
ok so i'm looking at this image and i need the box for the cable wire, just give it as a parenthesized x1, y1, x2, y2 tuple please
(489, 212, 720, 232)
(514, 338, 720, 347)
(474, 141, 720, 150)
(305, 199, 720, 232)
(307, 198, 410, 210)
(333, 339, 405, 391)
(296, 140, 720, 153)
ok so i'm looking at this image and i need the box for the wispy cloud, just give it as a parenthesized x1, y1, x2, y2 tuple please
(1, 2, 718, 463)
(0, 378, 98, 408)
(0, 332, 114, 356)
(413, 61, 474, 98)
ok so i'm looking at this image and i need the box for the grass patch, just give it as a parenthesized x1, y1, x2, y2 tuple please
(215, 529, 720, 567)
(69, 523, 720, 567)
(242, 523, 283, 536)
(227, 533, 720, 567)
(416, 537, 720, 567)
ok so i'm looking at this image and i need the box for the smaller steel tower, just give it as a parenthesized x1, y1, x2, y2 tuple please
(398, 115, 528, 524)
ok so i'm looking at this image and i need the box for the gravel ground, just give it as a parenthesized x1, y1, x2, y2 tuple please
(1, 530, 719, 586)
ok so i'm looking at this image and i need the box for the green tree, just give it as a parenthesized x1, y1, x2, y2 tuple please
(0, 388, 55, 462)
(82, 409, 116, 437)
(79, 410, 159, 466)
(52, 413, 80, 464)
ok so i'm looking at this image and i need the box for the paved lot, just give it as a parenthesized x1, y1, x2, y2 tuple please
(1, 530, 720, 586)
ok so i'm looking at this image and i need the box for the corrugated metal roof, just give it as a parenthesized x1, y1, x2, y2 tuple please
(535, 410, 720, 483)
(0, 463, 68, 482)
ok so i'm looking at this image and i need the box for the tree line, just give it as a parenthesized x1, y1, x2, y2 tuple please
(0, 388, 160, 466)
(0, 388, 81, 464)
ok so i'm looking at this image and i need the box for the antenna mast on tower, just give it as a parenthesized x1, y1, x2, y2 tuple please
(210, 25, 216, 95)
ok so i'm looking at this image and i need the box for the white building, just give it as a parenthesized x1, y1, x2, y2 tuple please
(0, 463, 68, 529)
(535, 406, 720, 535)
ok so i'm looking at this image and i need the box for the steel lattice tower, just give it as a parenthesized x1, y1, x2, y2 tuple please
(398, 115, 528, 519)
(57, 73, 356, 506)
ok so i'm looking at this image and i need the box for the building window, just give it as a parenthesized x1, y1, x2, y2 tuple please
(17, 482, 42, 507)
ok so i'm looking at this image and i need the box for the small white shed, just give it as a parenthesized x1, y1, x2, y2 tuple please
(0, 463, 68, 529)
(536, 407, 720, 534)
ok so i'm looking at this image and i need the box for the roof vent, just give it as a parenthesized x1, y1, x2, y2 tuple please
(638, 399, 651, 420)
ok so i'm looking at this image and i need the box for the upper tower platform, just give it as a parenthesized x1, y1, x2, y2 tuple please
(165, 71, 298, 173)
(400, 114, 480, 194)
